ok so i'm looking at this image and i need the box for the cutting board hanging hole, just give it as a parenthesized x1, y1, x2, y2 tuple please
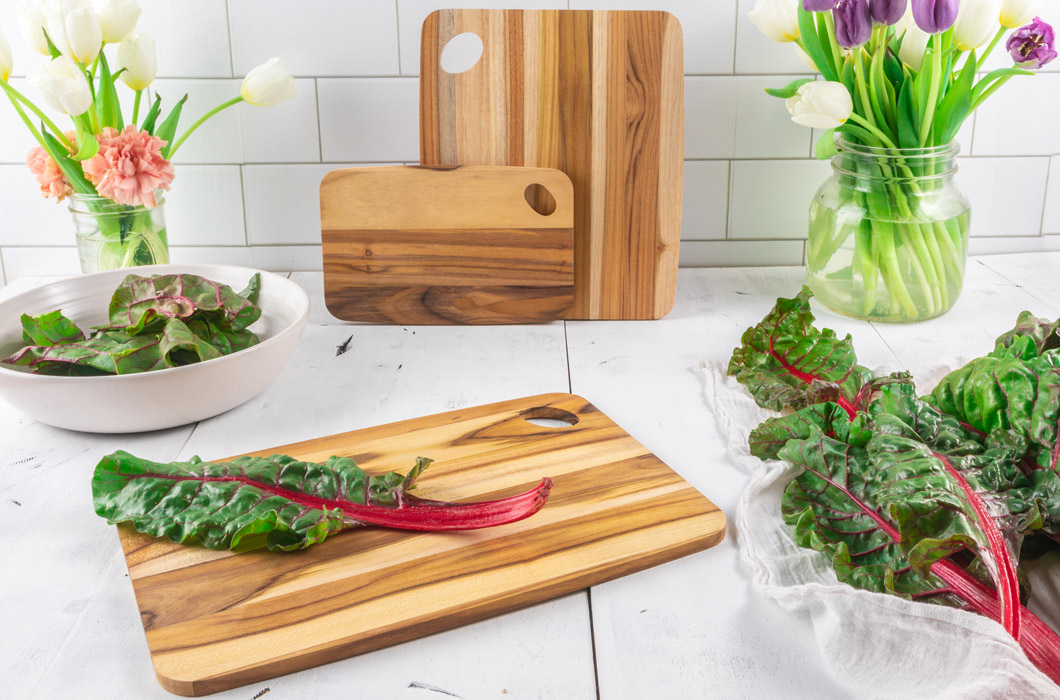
(524, 184, 557, 216)
(521, 406, 578, 428)
(440, 32, 483, 74)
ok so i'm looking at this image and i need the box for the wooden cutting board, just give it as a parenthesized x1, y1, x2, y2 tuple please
(420, 9, 684, 320)
(117, 393, 725, 696)
(320, 165, 575, 324)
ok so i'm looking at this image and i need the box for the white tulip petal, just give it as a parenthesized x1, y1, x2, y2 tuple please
(1000, 0, 1041, 28)
(954, 0, 1003, 51)
(786, 81, 853, 132)
(95, 0, 140, 44)
(241, 57, 296, 107)
(17, 0, 51, 55)
(0, 26, 13, 82)
(116, 33, 155, 90)
(30, 55, 92, 115)
(749, 0, 800, 43)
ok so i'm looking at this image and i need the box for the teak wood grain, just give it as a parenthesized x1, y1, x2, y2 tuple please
(420, 9, 684, 320)
(320, 165, 575, 324)
(116, 393, 725, 696)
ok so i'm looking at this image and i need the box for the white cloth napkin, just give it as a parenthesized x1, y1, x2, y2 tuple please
(701, 363, 1060, 700)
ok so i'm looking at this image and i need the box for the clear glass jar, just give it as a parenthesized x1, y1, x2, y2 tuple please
(69, 194, 170, 273)
(806, 138, 970, 322)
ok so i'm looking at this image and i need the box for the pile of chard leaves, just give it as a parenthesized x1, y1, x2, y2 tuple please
(3, 273, 261, 376)
(92, 450, 553, 551)
(728, 287, 1060, 685)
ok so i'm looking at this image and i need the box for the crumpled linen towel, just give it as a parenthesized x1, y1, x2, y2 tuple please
(700, 362, 1060, 700)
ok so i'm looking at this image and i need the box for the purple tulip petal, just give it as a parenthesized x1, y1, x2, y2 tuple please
(804, 0, 837, 10)
(1007, 17, 1057, 69)
(911, 0, 958, 34)
(833, 0, 874, 48)
(870, 0, 907, 26)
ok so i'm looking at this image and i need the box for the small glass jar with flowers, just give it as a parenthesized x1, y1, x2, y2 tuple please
(750, 0, 1056, 321)
(0, 0, 296, 273)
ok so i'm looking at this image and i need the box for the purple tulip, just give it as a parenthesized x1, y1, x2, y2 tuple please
(833, 0, 873, 48)
(803, 0, 836, 10)
(910, 0, 958, 34)
(869, 0, 907, 26)
(1007, 17, 1057, 69)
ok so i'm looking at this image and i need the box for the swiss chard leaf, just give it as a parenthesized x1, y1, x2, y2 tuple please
(6, 318, 223, 375)
(103, 273, 261, 335)
(728, 287, 876, 418)
(92, 451, 553, 551)
(19, 310, 86, 346)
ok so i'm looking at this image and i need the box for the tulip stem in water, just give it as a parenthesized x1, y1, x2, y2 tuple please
(169, 96, 244, 159)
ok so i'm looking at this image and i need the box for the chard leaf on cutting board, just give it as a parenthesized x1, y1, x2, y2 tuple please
(92, 451, 553, 551)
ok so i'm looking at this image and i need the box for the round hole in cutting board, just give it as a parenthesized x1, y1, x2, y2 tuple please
(440, 32, 484, 74)
(524, 183, 557, 216)
(521, 407, 578, 428)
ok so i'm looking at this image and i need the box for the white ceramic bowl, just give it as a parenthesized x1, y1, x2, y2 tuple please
(0, 264, 309, 433)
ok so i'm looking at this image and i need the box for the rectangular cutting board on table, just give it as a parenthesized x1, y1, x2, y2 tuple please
(117, 393, 725, 696)
(420, 9, 684, 320)
(321, 165, 574, 324)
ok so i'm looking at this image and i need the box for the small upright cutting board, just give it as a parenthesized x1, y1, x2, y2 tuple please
(420, 9, 684, 320)
(321, 165, 574, 324)
(117, 394, 725, 696)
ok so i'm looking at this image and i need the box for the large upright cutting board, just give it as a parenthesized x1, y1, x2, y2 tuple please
(321, 165, 575, 324)
(420, 9, 684, 320)
(118, 394, 725, 696)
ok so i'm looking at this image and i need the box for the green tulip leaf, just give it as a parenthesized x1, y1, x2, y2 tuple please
(765, 78, 814, 99)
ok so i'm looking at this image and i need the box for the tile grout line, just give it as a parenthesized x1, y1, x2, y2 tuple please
(238, 165, 250, 246)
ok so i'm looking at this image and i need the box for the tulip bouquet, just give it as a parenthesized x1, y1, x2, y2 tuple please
(750, 0, 1056, 321)
(0, 0, 295, 272)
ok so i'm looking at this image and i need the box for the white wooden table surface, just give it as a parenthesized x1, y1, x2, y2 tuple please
(2, 252, 1058, 700)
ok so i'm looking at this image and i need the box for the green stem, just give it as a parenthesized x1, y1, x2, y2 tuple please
(1, 82, 76, 152)
(168, 95, 243, 159)
(977, 27, 1009, 71)
(920, 34, 942, 146)
(848, 113, 898, 148)
(823, 13, 842, 74)
(77, 62, 101, 133)
(853, 49, 878, 128)
(132, 89, 142, 125)
(971, 74, 1014, 111)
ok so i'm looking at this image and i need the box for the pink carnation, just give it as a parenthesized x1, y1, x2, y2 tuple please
(82, 126, 175, 208)
(26, 131, 77, 202)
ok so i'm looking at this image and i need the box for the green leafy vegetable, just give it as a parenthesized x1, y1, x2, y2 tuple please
(729, 287, 1060, 685)
(3, 273, 262, 376)
(92, 451, 553, 551)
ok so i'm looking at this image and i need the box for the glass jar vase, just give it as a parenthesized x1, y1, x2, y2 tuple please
(70, 194, 170, 274)
(806, 138, 970, 322)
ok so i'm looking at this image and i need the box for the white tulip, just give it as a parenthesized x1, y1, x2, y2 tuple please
(43, 0, 102, 64)
(29, 55, 92, 114)
(94, 0, 139, 44)
(240, 57, 296, 107)
(1000, 0, 1042, 28)
(0, 26, 12, 83)
(899, 23, 931, 71)
(749, 0, 800, 44)
(785, 81, 853, 129)
(954, 0, 1003, 51)
(116, 33, 154, 90)
(893, 4, 916, 35)
(17, 0, 51, 55)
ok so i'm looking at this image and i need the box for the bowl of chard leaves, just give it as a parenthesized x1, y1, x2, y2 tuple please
(0, 264, 309, 433)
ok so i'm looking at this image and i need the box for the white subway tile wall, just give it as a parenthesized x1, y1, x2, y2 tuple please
(0, 0, 1057, 286)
